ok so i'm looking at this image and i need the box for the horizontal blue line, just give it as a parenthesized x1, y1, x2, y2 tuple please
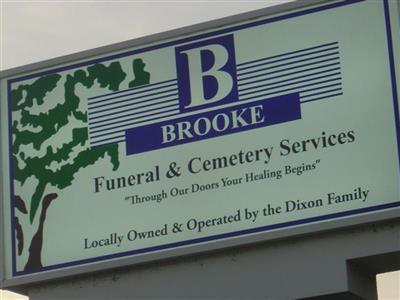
(93, 84, 343, 136)
(237, 48, 339, 74)
(89, 97, 178, 124)
(89, 87, 178, 111)
(239, 76, 341, 98)
(93, 86, 344, 137)
(90, 109, 179, 138)
(92, 137, 125, 145)
(88, 83, 178, 106)
(90, 103, 179, 130)
(301, 92, 343, 104)
(237, 56, 340, 82)
(238, 50, 339, 77)
(238, 64, 341, 88)
(244, 83, 342, 102)
(90, 139, 125, 149)
(237, 41, 338, 68)
(90, 108, 179, 138)
(301, 87, 343, 100)
(89, 92, 179, 116)
(90, 98, 179, 125)
(91, 83, 340, 138)
(241, 81, 342, 101)
(239, 69, 341, 93)
(90, 104, 179, 134)
(300, 83, 342, 94)
(89, 99, 178, 126)
(91, 136, 125, 146)
(88, 79, 177, 100)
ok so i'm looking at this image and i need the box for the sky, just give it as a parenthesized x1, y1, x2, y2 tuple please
(0, 0, 399, 299)
(0, 0, 294, 71)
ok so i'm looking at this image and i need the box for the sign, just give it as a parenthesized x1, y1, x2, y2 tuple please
(1, 0, 399, 284)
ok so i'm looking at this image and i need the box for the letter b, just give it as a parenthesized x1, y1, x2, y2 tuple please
(161, 124, 176, 144)
(175, 35, 238, 112)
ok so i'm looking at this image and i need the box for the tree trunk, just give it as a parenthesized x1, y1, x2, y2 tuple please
(24, 193, 58, 272)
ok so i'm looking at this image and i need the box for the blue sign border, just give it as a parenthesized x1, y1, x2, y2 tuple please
(6, 0, 400, 277)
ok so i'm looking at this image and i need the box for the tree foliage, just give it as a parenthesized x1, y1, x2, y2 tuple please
(12, 62, 127, 223)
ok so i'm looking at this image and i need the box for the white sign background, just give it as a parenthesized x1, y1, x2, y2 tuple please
(1, 0, 399, 284)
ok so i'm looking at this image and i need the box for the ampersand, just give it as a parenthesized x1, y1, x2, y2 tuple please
(172, 222, 183, 233)
(166, 162, 181, 178)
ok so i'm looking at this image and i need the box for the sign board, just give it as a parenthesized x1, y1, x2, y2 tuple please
(1, 0, 399, 285)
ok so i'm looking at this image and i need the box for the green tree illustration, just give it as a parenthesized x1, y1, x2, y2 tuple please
(11, 60, 150, 271)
